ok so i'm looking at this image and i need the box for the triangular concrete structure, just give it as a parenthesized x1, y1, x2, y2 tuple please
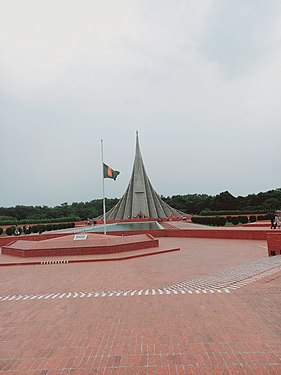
(105, 132, 183, 220)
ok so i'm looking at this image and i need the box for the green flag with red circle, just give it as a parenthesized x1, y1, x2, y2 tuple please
(103, 163, 120, 180)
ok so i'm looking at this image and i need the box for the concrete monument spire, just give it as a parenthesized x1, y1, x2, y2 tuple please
(105, 131, 183, 220)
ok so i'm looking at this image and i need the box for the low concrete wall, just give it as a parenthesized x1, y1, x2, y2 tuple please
(108, 229, 270, 240)
(1, 228, 271, 255)
(2, 238, 159, 258)
(267, 232, 281, 256)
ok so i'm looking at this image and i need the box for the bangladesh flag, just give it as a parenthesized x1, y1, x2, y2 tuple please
(103, 163, 120, 180)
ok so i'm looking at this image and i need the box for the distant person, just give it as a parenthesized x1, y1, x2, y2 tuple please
(274, 215, 280, 229)
(270, 217, 275, 229)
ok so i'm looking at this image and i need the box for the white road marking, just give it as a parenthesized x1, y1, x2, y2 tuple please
(2, 296, 11, 301)
(44, 294, 54, 299)
(52, 293, 62, 299)
(2, 256, 281, 303)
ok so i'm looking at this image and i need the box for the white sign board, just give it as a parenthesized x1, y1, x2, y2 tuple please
(74, 234, 88, 241)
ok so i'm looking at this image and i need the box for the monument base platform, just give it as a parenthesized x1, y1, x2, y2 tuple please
(2, 233, 159, 258)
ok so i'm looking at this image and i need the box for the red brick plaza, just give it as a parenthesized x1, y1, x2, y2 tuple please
(0, 222, 281, 374)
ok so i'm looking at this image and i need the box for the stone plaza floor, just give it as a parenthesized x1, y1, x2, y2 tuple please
(0, 234, 281, 374)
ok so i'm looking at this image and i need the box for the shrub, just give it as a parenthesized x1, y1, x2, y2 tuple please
(200, 210, 268, 216)
(31, 225, 39, 233)
(6, 226, 15, 236)
(231, 217, 239, 225)
(238, 216, 248, 224)
(191, 216, 226, 226)
(218, 217, 226, 226)
(249, 215, 256, 223)
(0, 227, 3, 235)
(257, 215, 268, 221)
(46, 224, 53, 231)
(226, 216, 232, 223)
(38, 225, 46, 234)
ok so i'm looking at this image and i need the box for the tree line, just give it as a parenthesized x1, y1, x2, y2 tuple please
(0, 189, 280, 224)
(162, 189, 281, 214)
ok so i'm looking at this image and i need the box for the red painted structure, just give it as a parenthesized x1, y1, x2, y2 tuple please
(0, 233, 68, 247)
(267, 232, 281, 256)
(2, 233, 158, 258)
(101, 228, 271, 240)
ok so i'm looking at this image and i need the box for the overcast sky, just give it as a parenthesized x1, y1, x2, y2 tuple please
(1, 0, 280, 207)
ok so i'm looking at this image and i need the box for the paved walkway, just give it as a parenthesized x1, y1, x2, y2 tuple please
(0, 237, 280, 374)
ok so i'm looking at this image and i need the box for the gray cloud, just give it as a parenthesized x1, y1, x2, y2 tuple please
(0, 1, 280, 206)
(200, 0, 281, 77)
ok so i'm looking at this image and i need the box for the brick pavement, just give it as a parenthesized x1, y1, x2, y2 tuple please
(0, 237, 280, 374)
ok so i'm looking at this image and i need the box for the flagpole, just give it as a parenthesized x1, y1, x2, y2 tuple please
(101, 139, 107, 235)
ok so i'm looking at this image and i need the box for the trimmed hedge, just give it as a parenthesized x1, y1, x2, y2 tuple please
(0, 216, 80, 226)
(191, 216, 226, 226)
(231, 217, 239, 225)
(31, 225, 39, 233)
(0, 227, 3, 235)
(191, 215, 256, 226)
(4, 222, 75, 236)
(6, 226, 16, 236)
(192, 215, 253, 226)
(200, 210, 268, 216)
(257, 215, 268, 221)
(238, 216, 248, 224)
